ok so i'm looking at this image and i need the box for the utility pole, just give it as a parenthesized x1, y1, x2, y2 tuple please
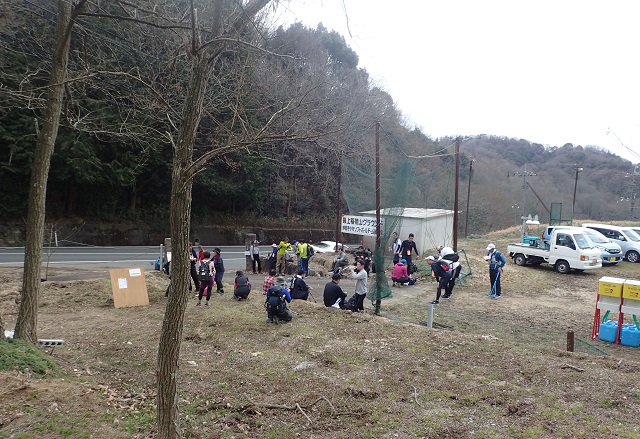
(513, 164, 537, 217)
(572, 165, 583, 222)
(464, 159, 474, 238)
(453, 138, 460, 251)
(374, 121, 382, 315)
(334, 153, 342, 251)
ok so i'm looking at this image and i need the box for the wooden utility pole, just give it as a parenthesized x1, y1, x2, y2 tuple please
(453, 138, 460, 251)
(335, 154, 342, 251)
(464, 159, 473, 238)
(375, 122, 382, 314)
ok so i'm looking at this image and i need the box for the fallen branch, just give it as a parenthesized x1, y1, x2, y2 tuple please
(412, 385, 423, 407)
(560, 364, 584, 372)
(296, 403, 312, 423)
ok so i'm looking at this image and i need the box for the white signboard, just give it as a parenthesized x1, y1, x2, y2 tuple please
(341, 215, 385, 236)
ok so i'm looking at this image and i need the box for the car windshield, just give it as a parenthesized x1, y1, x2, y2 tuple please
(622, 229, 640, 242)
(313, 242, 331, 249)
(574, 233, 596, 250)
(584, 230, 608, 244)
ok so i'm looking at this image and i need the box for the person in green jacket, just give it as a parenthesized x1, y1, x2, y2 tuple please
(276, 237, 292, 276)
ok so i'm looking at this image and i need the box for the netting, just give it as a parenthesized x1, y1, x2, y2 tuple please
(339, 124, 458, 310)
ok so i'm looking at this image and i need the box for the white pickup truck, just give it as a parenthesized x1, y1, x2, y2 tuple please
(507, 226, 602, 274)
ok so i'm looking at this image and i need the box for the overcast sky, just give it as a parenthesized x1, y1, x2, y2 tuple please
(276, 0, 640, 164)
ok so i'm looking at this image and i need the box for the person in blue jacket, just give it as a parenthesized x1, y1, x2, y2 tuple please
(486, 243, 506, 298)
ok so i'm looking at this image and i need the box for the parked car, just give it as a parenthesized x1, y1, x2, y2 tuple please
(309, 241, 350, 254)
(581, 228, 623, 265)
(582, 223, 640, 263)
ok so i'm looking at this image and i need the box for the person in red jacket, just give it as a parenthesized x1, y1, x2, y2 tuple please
(391, 259, 411, 286)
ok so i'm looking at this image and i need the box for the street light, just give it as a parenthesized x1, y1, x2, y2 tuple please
(572, 166, 583, 220)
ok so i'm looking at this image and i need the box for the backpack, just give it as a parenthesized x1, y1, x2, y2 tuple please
(306, 245, 314, 258)
(442, 253, 459, 263)
(265, 286, 284, 314)
(437, 260, 452, 278)
(197, 260, 212, 282)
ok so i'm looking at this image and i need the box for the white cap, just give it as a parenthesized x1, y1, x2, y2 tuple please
(486, 243, 496, 250)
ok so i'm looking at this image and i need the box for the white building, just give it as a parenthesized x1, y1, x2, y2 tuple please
(358, 207, 455, 256)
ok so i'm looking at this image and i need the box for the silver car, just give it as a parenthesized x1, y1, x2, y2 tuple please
(581, 228, 623, 265)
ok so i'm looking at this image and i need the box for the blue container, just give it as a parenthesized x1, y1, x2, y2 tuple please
(598, 320, 618, 343)
(620, 324, 640, 348)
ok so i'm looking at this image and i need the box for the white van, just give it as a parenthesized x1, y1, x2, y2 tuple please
(582, 224, 640, 263)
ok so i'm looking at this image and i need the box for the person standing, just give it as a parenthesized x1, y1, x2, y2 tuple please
(250, 240, 262, 274)
(196, 251, 216, 307)
(212, 247, 225, 295)
(346, 259, 368, 312)
(400, 233, 419, 274)
(297, 239, 310, 274)
(267, 244, 278, 272)
(188, 243, 199, 292)
(276, 238, 291, 276)
(390, 231, 402, 264)
(323, 272, 347, 308)
(486, 243, 506, 298)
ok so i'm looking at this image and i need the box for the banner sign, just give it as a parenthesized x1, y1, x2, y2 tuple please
(341, 215, 385, 236)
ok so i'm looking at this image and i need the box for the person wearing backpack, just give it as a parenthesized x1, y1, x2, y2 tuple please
(196, 251, 216, 307)
(430, 258, 453, 305)
(265, 276, 292, 323)
(233, 270, 251, 301)
(290, 269, 312, 300)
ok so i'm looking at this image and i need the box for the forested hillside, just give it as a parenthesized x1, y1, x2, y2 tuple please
(1, 2, 637, 235)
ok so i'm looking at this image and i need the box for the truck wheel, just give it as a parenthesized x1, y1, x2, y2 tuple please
(555, 260, 570, 274)
(626, 250, 640, 263)
(513, 254, 526, 266)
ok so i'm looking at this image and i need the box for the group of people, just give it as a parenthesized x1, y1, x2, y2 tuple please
(182, 233, 507, 321)
(259, 237, 315, 276)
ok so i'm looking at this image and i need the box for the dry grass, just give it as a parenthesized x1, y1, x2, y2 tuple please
(1, 234, 640, 438)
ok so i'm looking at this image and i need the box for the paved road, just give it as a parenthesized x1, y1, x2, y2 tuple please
(0, 245, 250, 271)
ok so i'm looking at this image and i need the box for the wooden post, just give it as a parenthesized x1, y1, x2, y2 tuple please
(566, 330, 575, 352)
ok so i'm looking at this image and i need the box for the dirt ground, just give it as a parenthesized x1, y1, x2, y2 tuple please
(1, 234, 639, 438)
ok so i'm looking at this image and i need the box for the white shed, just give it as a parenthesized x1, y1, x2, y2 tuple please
(359, 208, 455, 256)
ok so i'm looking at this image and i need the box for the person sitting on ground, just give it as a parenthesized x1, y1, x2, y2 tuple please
(290, 269, 312, 300)
(323, 272, 347, 308)
(331, 248, 349, 272)
(391, 259, 411, 287)
(262, 269, 276, 295)
(354, 246, 372, 272)
(265, 276, 292, 323)
(233, 270, 251, 301)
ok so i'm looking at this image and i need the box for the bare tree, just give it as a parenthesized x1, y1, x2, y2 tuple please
(14, 0, 87, 343)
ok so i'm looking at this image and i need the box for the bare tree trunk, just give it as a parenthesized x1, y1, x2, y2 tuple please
(15, 0, 85, 342)
(155, 2, 276, 436)
(156, 52, 208, 439)
(0, 315, 5, 340)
